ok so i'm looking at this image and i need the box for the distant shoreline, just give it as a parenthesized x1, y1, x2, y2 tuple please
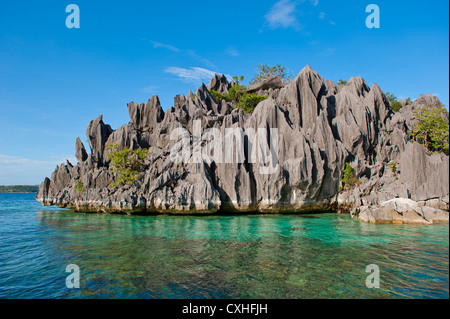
(0, 185, 39, 193)
(0, 192, 37, 194)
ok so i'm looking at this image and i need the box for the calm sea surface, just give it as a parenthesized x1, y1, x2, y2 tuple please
(0, 193, 448, 299)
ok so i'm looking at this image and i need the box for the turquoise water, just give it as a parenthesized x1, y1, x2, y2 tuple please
(0, 193, 448, 299)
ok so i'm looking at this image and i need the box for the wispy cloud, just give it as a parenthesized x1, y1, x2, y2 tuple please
(165, 67, 231, 84)
(0, 154, 77, 185)
(265, 0, 303, 30)
(150, 41, 216, 69)
(318, 12, 335, 25)
(310, 0, 319, 6)
(150, 41, 180, 52)
(185, 50, 217, 69)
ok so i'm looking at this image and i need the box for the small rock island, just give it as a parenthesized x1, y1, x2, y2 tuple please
(36, 65, 449, 224)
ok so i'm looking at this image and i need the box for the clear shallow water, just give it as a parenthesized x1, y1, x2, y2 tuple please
(0, 193, 448, 299)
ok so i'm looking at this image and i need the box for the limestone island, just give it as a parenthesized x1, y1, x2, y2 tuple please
(36, 65, 449, 224)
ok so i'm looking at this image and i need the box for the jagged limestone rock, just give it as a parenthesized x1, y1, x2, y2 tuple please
(36, 65, 449, 223)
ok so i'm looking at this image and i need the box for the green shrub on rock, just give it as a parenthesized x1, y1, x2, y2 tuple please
(106, 144, 149, 188)
(341, 162, 360, 190)
(236, 93, 267, 114)
(250, 64, 293, 84)
(75, 178, 84, 193)
(385, 92, 403, 112)
(210, 90, 225, 104)
(210, 75, 267, 114)
(411, 105, 449, 155)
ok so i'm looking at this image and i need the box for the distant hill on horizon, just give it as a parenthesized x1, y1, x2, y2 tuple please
(0, 185, 39, 193)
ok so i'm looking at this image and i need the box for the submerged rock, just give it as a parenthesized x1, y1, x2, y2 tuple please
(36, 66, 449, 223)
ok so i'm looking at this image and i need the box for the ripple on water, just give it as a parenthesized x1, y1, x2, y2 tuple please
(0, 194, 448, 299)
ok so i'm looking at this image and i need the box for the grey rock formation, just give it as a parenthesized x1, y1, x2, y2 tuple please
(86, 114, 113, 164)
(75, 137, 88, 162)
(246, 76, 285, 93)
(206, 74, 230, 94)
(356, 198, 448, 225)
(128, 96, 164, 132)
(36, 65, 449, 223)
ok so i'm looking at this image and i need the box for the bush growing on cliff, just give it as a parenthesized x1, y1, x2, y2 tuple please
(210, 90, 225, 104)
(411, 105, 449, 155)
(389, 161, 398, 175)
(210, 75, 267, 114)
(227, 84, 247, 102)
(385, 92, 403, 112)
(75, 177, 84, 193)
(341, 162, 360, 190)
(106, 144, 149, 187)
(250, 64, 293, 84)
(236, 93, 268, 114)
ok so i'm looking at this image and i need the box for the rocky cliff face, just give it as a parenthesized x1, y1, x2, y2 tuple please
(36, 65, 449, 223)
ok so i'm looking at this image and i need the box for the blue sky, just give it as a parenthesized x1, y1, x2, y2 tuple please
(0, 0, 448, 185)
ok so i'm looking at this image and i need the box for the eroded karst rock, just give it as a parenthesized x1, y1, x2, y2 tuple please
(36, 65, 449, 223)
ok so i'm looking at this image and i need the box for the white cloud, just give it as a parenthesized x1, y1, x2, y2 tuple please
(150, 41, 216, 69)
(265, 0, 302, 30)
(310, 0, 319, 6)
(319, 11, 335, 25)
(150, 41, 180, 52)
(0, 154, 77, 185)
(165, 67, 230, 84)
(185, 50, 217, 69)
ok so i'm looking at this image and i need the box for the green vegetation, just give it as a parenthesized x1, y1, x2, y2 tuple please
(250, 64, 293, 84)
(106, 144, 149, 188)
(0, 185, 39, 193)
(236, 93, 268, 114)
(228, 83, 247, 102)
(337, 79, 347, 85)
(385, 92, 403, 112)
(209, 75, 267, 114)
(210, 90, 225, 104)
(232, 75, 245, 86)
(389, 161, 398, 176)
(74, 177, 84, 193)
(411, 105, 449, 155)
(341, 162, 360, 190)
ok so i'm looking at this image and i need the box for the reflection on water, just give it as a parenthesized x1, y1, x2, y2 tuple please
(0, 193, 448, 299)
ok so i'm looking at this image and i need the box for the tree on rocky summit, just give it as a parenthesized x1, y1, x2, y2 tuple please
(385, 91, 403, 112)
(411, 105, 449, 155)
(250, 64, 293, 84)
